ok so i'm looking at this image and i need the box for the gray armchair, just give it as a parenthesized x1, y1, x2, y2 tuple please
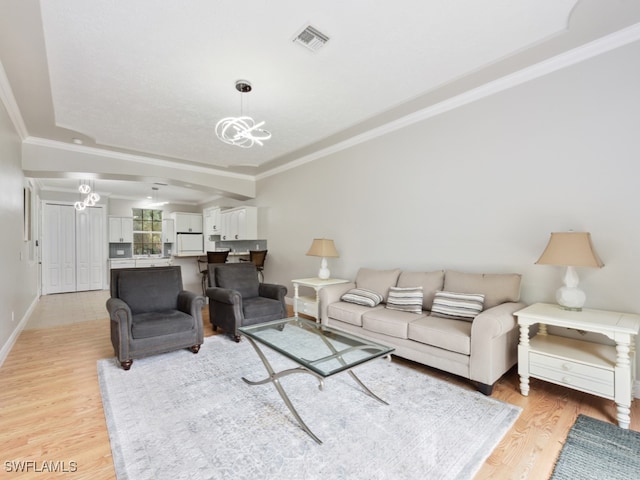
(106, 266, 205, 370)
(206, 263, 287, 342)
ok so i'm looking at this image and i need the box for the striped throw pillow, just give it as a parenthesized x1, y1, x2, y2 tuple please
(386, 286, 424, 314)
(341, 288, 384, 307)
(431, 291, 485, 321)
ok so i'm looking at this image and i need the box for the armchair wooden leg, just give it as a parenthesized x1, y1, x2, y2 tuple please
(121, 360, 133, 370)
(189, 344, 201, 354)
(234, 334, 241, 343)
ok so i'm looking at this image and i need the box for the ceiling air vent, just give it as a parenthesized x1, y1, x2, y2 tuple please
(293, 25, 329, 52)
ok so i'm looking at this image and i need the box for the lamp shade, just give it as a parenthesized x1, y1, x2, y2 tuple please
(306, 239, 339, 258)
(535, 232, 604, 268)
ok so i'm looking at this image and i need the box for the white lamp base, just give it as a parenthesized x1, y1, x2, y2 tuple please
(318, 257, 330, 280)
(556, 266, 586, 311)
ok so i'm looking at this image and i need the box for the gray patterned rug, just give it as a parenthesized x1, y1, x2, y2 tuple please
(551, 414, 640, 479)
(98, 335, 521, 480)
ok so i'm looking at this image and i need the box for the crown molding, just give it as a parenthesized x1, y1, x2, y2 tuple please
(0, 60, 28, 140)
(23, 137, 254, 181)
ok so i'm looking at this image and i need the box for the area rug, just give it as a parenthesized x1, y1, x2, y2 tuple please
(551, 414, 640, 479)
(98, 335, 521, 480)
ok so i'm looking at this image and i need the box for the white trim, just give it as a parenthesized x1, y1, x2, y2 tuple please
(23, 137, 254, 181)
(3, 22, 640, 183)
(258, 22, 640, 180)
(0, 296, 38, 368)
(0, 60, 28, 140)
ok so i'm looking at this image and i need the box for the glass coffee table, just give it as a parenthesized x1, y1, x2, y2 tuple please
(238, 317, 394, 444)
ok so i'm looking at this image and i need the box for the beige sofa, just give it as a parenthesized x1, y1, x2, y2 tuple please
(319, 268, 525, 395)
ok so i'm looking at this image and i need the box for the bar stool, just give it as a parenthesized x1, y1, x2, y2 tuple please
(240, 250, 267, 282)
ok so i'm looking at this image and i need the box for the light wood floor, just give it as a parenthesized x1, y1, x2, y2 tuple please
(1, 291, 638, 479)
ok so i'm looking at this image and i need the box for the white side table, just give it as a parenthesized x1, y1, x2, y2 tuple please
(515, 302, 640, 429)
(292, 277, 349, 322)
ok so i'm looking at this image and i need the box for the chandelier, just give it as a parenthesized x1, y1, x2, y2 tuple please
(74, 180, 100, 211)
(215, 80, 271, 148)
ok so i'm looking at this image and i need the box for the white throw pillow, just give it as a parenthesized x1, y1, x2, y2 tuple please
(431, 291, 485, 321)
(385, 286, 424, 314)
(341, 288, 384, 307)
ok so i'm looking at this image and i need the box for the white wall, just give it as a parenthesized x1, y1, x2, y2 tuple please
(255, 40, 640, 366)
(0, 97, 39, 365)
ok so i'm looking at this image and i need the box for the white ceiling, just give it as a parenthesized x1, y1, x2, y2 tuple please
(2, 0, 640, 204)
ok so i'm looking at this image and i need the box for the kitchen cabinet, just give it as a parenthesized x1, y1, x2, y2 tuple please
(220, 206, 257, 240)
(108, 259, 136, 269)
(109, 216, 133, 243)
(162, 218, 175, 243)
(203, 207, 222, 235)
(172, 212, 203, 233)
(134, 257, 172, 268)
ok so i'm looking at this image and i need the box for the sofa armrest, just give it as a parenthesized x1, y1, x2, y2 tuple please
(471, 302, 525, 339)
(177, 290, 206, 317)
(206, 287, 242, 305)
(259, 283, 287, 301)
(469, 301, 527, 386)
(318, 281, 355, 323)
(106, 297, 132, 324)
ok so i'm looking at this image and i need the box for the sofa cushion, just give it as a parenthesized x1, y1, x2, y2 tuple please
(408, 316, 472, 355)
(215, 265, 259, 299)
(444, 271, 521, 309)
(341, 288, 384, 307)
(431, 291, 485, 321)
(362, 308, 426, 339)
(355, 268, 401, 302)
(118, 268, 181, 314)
(385, 286, 423, 314)
(131, 310, 195, 339)
(327, 302, 384, 327)
(397, 271, 444, 310)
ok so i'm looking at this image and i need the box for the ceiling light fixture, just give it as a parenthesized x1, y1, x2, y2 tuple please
(215, 80, 271, 148)
(74, 180, 100, 211)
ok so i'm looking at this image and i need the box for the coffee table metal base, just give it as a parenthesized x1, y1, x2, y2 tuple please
(242, 336, 390, 444)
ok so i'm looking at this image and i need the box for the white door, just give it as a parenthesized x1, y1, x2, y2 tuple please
(89, 206, 105, 290)
(76, 208, 90, 291)
(76, 206, 105, 291)
(43, 204, 76, 294)
(43, 203, 105, 294)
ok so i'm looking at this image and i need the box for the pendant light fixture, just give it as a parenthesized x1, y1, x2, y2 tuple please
(215, 80, 271, 148)
(74, 180, 100, 211)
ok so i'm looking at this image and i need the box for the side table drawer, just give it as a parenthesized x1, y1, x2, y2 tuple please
(529, 352, 614, 398)
(295, 296, 318, 317)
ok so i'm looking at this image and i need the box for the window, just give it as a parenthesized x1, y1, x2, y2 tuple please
(132, 209, 163, 255)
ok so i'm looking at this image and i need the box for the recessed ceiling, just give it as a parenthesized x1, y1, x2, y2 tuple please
(2, 0, 640, 203)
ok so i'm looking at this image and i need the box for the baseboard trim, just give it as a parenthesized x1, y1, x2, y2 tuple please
(0, 295, 38, 368)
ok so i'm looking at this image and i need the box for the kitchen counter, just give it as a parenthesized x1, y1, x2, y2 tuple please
(108, 257, 173, 268)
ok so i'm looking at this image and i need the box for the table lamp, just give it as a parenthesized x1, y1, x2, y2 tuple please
(535, 232, 604, 311)
(306, 238, 339, 280)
